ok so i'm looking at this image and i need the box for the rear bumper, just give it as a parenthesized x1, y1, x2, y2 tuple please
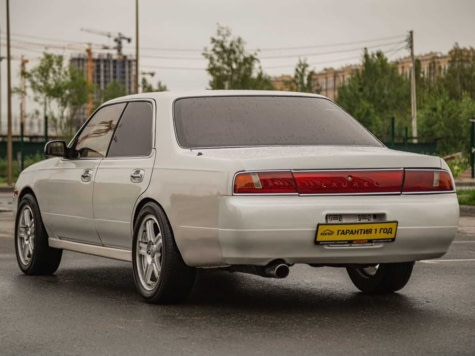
(177, 194, 459, 267)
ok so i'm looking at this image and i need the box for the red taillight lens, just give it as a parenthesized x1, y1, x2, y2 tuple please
(293, 170, 404, 194)
(403, 170, 453, 192)
(234, 169, 454, 195)
(234, 171, 297, 194)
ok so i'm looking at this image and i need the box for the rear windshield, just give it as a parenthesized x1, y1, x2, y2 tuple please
(174, 96, 382, 148)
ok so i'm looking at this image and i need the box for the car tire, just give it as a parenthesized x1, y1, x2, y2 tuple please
(132, 202, 196, 304)
(15, 194, 62, 275)
(346, 262, 414, 294)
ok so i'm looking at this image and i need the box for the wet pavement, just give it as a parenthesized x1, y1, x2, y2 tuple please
(0, 207, 474, 355)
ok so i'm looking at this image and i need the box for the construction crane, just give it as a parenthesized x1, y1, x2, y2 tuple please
(85, 45, 94, 117)
(80, 28, 132, 57)
(80, 28, 133, 114)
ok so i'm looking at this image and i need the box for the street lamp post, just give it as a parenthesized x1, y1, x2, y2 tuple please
(0, 23, 3, 136)
(471, 119, 475, 179)
(135, 0, 139, 93)
(6, 0, 13, 186)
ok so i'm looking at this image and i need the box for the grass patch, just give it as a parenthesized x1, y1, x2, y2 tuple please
(457, 189, 475, 205)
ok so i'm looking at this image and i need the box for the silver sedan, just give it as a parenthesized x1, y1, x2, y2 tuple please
(13, 91, 459, 304)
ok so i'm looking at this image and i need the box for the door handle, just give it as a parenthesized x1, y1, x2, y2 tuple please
(81, 169, 93, 182)
(130, 169, 145, 183)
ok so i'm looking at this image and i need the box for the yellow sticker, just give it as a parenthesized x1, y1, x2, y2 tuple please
(316, 221, 398, 245)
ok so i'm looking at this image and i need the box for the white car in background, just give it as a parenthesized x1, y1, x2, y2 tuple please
(13, 91, 459, 304)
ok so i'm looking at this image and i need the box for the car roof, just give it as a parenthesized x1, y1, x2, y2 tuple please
(104, 90, 328, 105)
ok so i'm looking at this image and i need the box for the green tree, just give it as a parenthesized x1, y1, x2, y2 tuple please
(23, 53, 92, 139)
(416, 44, 475, 154)
(141, 77, 168, 93)
(337, 50, 411, 138)
(418, 91, 475, 154)
(285, 58, 318, 93)
(203, 25, 273, 90)
(444, 44, 475, 100)
(101, 80, 126, 102)
(57, 66, 93, 140)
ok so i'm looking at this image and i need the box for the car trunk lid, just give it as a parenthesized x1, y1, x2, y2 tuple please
(197, 146, 442, 171)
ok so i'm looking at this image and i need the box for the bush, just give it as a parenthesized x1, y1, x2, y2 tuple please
(445, 155, 470, 178)
(0, 153, 45, 184)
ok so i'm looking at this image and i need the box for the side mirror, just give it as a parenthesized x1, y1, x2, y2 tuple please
(44, 140, 67, 157)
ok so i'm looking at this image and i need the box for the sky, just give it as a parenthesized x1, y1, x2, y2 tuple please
(1, 0, 475, 132)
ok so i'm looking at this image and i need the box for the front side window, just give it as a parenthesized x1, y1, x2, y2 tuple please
(73, 103, 126, 158)
(174, 96, 382, 149)
(107, 101, 153, 157)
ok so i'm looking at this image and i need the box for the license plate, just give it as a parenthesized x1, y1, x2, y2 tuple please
(315, 221, 398, 245)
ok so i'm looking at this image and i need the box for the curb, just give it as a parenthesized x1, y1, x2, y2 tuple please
(460, 205, 475, 217)
(0, 187, 14, 193)
(455, 181, 475, 190)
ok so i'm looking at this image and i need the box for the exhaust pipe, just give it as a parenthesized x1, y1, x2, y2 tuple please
(264, 261, 289, 278)
(228, 260, 290, 279)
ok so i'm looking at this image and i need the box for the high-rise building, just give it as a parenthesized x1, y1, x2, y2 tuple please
(70, 53, 136, 123)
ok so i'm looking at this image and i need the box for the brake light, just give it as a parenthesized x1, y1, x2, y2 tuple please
(402, 170, 453, 192)
(293, 170, 403, 194)
(233, 169, 454, 195)
(234, 171, 297, 194)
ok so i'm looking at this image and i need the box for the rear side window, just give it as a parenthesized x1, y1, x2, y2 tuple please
(108, 101, 154, 157)
(174, 96, 382, 148)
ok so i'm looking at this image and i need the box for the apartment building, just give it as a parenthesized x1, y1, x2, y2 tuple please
(396, 52, 450, 80)
(70, 53, 136, 123)
(273, 52, 450, 100)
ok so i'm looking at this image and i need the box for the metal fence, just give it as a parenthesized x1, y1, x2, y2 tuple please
(0, 139, 45, 159)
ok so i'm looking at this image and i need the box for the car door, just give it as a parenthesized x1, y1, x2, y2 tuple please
(93, 100, 155, 249)
(39, 103, 126, 245)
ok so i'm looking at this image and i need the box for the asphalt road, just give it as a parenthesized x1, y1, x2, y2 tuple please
(0, 197, 474, 355)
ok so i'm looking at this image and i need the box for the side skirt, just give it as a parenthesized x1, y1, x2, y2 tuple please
(48, 238, 132, 262)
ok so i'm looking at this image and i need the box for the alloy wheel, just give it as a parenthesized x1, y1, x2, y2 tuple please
(136, 214, 163, 291)
(17, 205, 35, 266)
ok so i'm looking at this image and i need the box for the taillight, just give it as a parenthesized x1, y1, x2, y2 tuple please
(403, 170, 453, 193)
(233, 169, 454, 194)
(234, 171, 297, 194)
(293, 170, 403, 194)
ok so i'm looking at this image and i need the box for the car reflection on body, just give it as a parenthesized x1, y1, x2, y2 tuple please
(13, 91, 459, 304)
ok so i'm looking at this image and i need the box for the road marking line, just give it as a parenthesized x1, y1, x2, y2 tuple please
(420, 259, 475, 264)
(452, 241, 475, 243)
